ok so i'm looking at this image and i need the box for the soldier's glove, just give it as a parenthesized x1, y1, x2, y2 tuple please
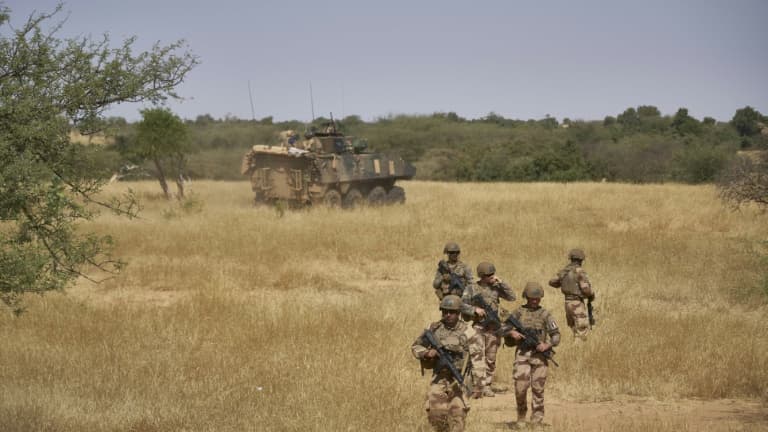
(423, 349, 438, 359)
(442, 274, 451, 282)
(588, 294, 595, 301)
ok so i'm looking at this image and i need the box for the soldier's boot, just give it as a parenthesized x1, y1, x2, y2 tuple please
(470, 389, 483, 399)
(516, 402, 528, 422)
(530, 414, 544, 424)
(481, 387, 495, 398)
(491, 382, 509, 393)
(515, 409, 528, 429)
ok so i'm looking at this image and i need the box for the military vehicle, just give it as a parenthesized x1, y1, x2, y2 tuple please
(240, 123, 415, 207)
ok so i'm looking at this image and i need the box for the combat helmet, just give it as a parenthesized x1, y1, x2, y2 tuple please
(476, 262, 496, 277)
(522, 282, 544, 299)
(440, 295, 463, 311)
(568, 248, 586, 261)
(443, 242, 461, 254)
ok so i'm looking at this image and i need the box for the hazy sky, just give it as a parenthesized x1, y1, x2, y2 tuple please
(5, 0, 768, 122)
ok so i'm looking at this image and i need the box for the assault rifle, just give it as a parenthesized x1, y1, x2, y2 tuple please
(421, 329, 472, 398)
(497, 315, 559, 367)
(471, 294, 502, 330)
(587, 299, 595, 328)
(437, 260, 465, 296)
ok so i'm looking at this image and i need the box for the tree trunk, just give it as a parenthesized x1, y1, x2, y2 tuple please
(174, 153, 186, 200)
(175, 175, 185, 200)
(153, 157, 170, 199)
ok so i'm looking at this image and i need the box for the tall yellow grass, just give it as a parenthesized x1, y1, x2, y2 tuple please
(1, 181, 766, 431)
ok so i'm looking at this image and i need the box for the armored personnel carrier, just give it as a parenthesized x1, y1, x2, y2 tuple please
(240, 124, 415, 207)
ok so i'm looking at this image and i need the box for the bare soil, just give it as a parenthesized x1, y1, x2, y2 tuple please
(473, 392, 768, 431)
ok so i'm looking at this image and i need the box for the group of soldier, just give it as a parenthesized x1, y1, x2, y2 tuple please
(411, 242, 596, 431)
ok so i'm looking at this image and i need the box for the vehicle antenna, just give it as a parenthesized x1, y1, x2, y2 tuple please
(247, 80, 256, 121)
(309, 81, 315, 122)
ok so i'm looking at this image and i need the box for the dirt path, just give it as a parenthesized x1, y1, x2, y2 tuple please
(470, 392, 768, 431)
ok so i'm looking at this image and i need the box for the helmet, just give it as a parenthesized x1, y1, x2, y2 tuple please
(440, 295, 463, 311)
(476, 262, 496, 277)
(522, 282, 544, 299)
(443, 242, 461, 254)
(568, 249, 586, 261)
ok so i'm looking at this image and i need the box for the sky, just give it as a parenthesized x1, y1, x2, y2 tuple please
(4, 0, 768, 123)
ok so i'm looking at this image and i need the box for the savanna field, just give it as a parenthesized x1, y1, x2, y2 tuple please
(1, 181, 767, 431)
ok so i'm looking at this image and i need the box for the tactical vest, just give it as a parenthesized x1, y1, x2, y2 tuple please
(429, 321, 469, 373)
(473, 283, 500, 312)
(441, 261, 470, 297)
(518, 307, 550, 340)
(504, 306, 551, 349)
(560, 264, 583, 298)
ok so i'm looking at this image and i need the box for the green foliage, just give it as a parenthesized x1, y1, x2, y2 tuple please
(671, 108, 702, 136)
(104, 105, 752, 184)
(731, 106, 763, 137)
(134, 108, 190, 159)
(0, 5, 197, 306)
(731, 106, 767, 149)
(671, 142, 732, 183)
(122, 108, 193, 199)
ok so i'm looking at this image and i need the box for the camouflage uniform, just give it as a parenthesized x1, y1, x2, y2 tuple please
(548, 249, 595, 340)
(462, 263, 515, 396)
(412, 311, 472, 431)
(433, 260, 474, 300)
(507, 301, 560, 424)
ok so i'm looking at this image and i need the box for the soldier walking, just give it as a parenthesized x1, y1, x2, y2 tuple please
(548, 249, 595, 341)
(433, 242, 474, 300)
(504, 282, 560, 426)
(432, 242, 487, 397)
(412, 295, 474, 432)
(462, 261, 516, 398)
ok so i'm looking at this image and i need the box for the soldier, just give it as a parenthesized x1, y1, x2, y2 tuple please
(504, 282, 560, 426)
(462, 261, 516, 398)
(548, 248, 595, 341)
(278, 130, 298, 147)
(412, 295, 473, 432)
(432, 242, 474, 300)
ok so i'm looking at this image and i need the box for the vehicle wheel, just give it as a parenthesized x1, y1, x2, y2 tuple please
(367, 186, 387, 206)
(253, 192, 266, 206)
(386, 186, 405, 204)
(322, 189, 342, 208)
(343, 188, 364, 208)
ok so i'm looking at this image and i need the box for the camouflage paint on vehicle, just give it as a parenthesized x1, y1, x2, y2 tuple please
(241, 125, 416, 207)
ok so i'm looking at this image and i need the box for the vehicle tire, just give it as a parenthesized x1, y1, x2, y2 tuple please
(322, 189, 342, 208)
(386, 186, 405, 204)
(343, 188, 364, 208)
(367, 186, 387, 206)
(252, 191, 266, 206)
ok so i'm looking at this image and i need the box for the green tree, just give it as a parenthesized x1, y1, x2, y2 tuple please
(617, 107, 640, 130)
(0, 5, 197, 309)
(671, 108, 701, 135)
(730, 106, 764, 148)
(131, 108, 192, 199)
(637, 105, 661, 118)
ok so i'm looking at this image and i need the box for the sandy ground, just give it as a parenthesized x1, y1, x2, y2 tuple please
(472, 391, 768, 431)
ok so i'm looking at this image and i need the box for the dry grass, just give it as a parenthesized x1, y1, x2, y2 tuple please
(1, 181, 767, 431)
(69, 130, 114, 146)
